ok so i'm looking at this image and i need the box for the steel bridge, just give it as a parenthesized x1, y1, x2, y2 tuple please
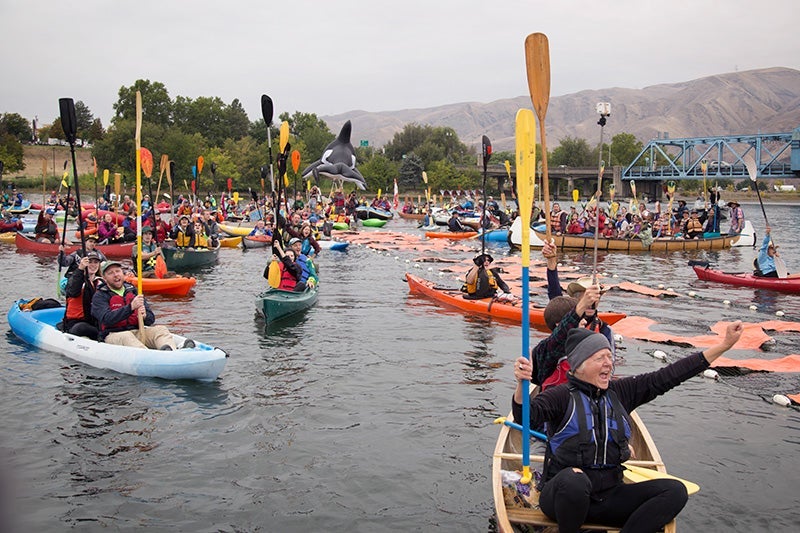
(622, 129, 798, 182)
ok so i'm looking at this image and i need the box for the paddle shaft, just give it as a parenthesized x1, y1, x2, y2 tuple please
(134, 91, 145, 333)
(592, 114, 608, 284)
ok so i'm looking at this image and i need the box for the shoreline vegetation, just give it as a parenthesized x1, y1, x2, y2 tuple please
(5, 144, 800, 205)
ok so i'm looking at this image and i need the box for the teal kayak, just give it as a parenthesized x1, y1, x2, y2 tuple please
(255, 286, 318, 323)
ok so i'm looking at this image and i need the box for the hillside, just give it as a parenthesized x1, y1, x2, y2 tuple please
(322, 67, 800, 151)
(8, 144, 95, 180)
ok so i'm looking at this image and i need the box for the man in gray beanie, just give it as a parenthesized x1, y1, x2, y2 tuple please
(565, 328, 612, 376)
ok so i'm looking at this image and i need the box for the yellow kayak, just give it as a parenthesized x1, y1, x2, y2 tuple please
(218, 222, 254, 237)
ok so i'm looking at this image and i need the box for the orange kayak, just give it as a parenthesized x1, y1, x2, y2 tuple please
(124, 275, 197, 296)
(405, 273, 626, 328)
(425, 231, 477, 240)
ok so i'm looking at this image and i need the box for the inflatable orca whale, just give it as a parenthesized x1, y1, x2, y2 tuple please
(301, 120, 367, 190)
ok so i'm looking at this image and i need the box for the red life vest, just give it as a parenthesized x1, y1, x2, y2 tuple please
(278, 264, 297, 290)
(100, 290, 138, 332)
(65, 291, 86, 321)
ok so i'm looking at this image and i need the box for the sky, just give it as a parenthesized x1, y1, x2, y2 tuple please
(2, 0, 799, 129)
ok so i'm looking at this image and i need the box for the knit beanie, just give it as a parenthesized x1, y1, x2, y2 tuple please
(566, 328, 611, 371)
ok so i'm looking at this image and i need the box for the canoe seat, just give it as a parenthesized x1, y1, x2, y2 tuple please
(506, 506, 615, 531)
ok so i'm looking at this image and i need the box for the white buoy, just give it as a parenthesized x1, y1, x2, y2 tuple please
(413, 263, 421, 269)
(666, 288, 674, 292)
(688, 291, 696, 297)
(613, 334, 623, 343)
(772, 394, 791, 407)
(749, 305, 758, 311)
(394, 256, 399, 260)
(652, 350, 667, 361)
(405, 259, 410, 263)
(657, 284, 665, 289)
(612, 274, 619, 278)
(427, 267, 433, 272)
(702, 369, 719, 380)
(776, 310, 785, 317)
(438, 271, 444, 277)
(723, 300, 731, 306)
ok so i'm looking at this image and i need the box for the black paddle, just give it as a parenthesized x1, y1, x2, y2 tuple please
(480, 135, 492, 258)
(261, 94, 276, 235)
(59, 98, 86, 256)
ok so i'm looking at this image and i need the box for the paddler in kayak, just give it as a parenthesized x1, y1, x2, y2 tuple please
(60, 234, 108, 277)
(463, 252, 513, 301)
(62, 251, 103, 340)
(755, 226, 800, 279)
(512, 321, 744, 532)
(34, 207, 59, 243)
(91, 260, 192, 350)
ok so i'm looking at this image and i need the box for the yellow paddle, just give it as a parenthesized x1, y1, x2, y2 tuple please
(134, 91, 145, 335)
(515, 108, 536, 485)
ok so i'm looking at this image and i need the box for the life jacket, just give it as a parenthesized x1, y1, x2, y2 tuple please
(464, 267, 498, 298)
(550, 211, 563, 233)
(174, 229, 193, 247)
(543, 388, 632, 491)
(278, 263, 297, 290)
(193, 233, 209, 248)
(99, 288, 138, 333)
(65, 291, 87, 321)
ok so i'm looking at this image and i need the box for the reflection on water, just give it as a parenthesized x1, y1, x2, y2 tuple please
(1, 203, 799, 530)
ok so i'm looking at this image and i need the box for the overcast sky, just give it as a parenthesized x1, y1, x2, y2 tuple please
(2, 0, 798, 128)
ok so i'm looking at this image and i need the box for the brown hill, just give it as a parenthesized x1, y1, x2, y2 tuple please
(10, 144, 95, 180)
(322, 67, 800, 151)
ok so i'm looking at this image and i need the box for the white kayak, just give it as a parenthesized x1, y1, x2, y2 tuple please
(8, 300, 227, 381)
(317, 240, 349, 251)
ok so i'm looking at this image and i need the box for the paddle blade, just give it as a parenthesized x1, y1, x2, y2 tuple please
(291, 150, 301, 173)
(135, 92, 142, 150)
(422, 171, 428, 184)
(268, 259, 281, 288)
(58, 98, 78, 145)
(261, 94, 273, 125)
(154, 254, 167, 279)
(623, 464, 700, 495)
(524, 33, 551, 119)
(141, 147, 154, 178)
(504, 160, 511, 178)
(744, 154, 758, 182)
(93, 157, 97, 177)
(279, 121, 289, 153)
(572, 189, 579, 204)
(167, 161, 174, 186)
(515, 108, 536, 265)
(482, 135, 492, 169)
(197, 156, 204, 175)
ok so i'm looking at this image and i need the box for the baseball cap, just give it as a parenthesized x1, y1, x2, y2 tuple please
(86, 251, 101, 261)
(288, 237, 301, 245)
(99, 260, 123, 275)
(45, 208, 56, 215)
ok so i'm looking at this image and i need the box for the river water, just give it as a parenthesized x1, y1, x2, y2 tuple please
(1, 202, 798, 532)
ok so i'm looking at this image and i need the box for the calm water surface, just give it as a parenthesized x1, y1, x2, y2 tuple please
(1, 202, 798, 532)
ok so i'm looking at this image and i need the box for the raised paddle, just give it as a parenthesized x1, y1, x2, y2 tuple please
(515, 107, 536, 485)
(261, 94, 276, 229)
(572, 188, 579, 207)
(525, 32, 551, 239)
(134, 91, 145, 334)
(156, 153, 168, 205)
(480, 135, 492, 257)
(592, 103, 610, 284)
(493, 417, 700, 495)
(745, 155, 787, 278)
(59, 98, 86, 256)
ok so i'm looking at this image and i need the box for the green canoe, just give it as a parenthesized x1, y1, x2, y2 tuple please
(255, 286, 318, 323)
(162, 244, 220, 272)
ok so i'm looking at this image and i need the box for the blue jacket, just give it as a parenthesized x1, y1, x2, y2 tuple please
(757, 233, 775, 275)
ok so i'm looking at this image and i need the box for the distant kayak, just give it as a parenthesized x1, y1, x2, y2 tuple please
(692, 263, 800, 293)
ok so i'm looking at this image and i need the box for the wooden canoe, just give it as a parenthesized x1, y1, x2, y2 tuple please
(124, 274, 197, 296)
(405, 274, 625, 328)
(493, 399, 676, 533)
(14, 232, 135, 259)
(424, 230, 477, 240)
(162, 244, 220, 271)
(255, 286, 318, 323)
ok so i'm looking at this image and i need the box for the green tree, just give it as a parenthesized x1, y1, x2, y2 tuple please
(551, 136, 594, 166)
(113, 80, 173, 127)
(383, 123, 430, 161)
(74, 101, 94, 138)
(0, 113, 33, 142)
(398, 153, 424, 188)
(358, 153, 398, 192)
(607, 132, 643, 166)
(87, 118, 105, 143)
(0, 133, 25, 173)
(224, 99, 250, 141)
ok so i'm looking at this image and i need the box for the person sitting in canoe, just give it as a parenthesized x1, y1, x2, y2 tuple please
(754, 227, 800, 279)
(97, 212, 124, 244)
(62, 251, 103, 340)
(727, 200, 744, 235)
(248, 219, 271, 237)
(34, 207, 59, 243)
(463, 253, 512, 300)
(511, 321, 744, 532)
(298, 222, 321, 259)
(447, 211, 466, 232)
(288, 237, 316, 289)
(201, 210, 220, 247)
(91, 260, 189, 350)
(272, 239, 306, 292)
(191, 220, 210, 249)
(170, 215, 195, 247)
(684, 210, 704, 239)
(60, 234, 108, 277)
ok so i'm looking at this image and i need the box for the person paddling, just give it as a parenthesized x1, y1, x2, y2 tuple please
(755, 226, 800, 279)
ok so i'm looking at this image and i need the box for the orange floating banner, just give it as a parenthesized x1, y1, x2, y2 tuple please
(712, 355, 800, 373)
(612, 317, 773, 349)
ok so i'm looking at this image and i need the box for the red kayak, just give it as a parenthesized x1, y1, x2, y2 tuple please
(14, 232, 135, 259)
(406, 273, 626, 327)
(80, 209, 126, 224)
(124, 274, 197, 296)
(692, 264, 800, 293)
(424, 231, 477, 240)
